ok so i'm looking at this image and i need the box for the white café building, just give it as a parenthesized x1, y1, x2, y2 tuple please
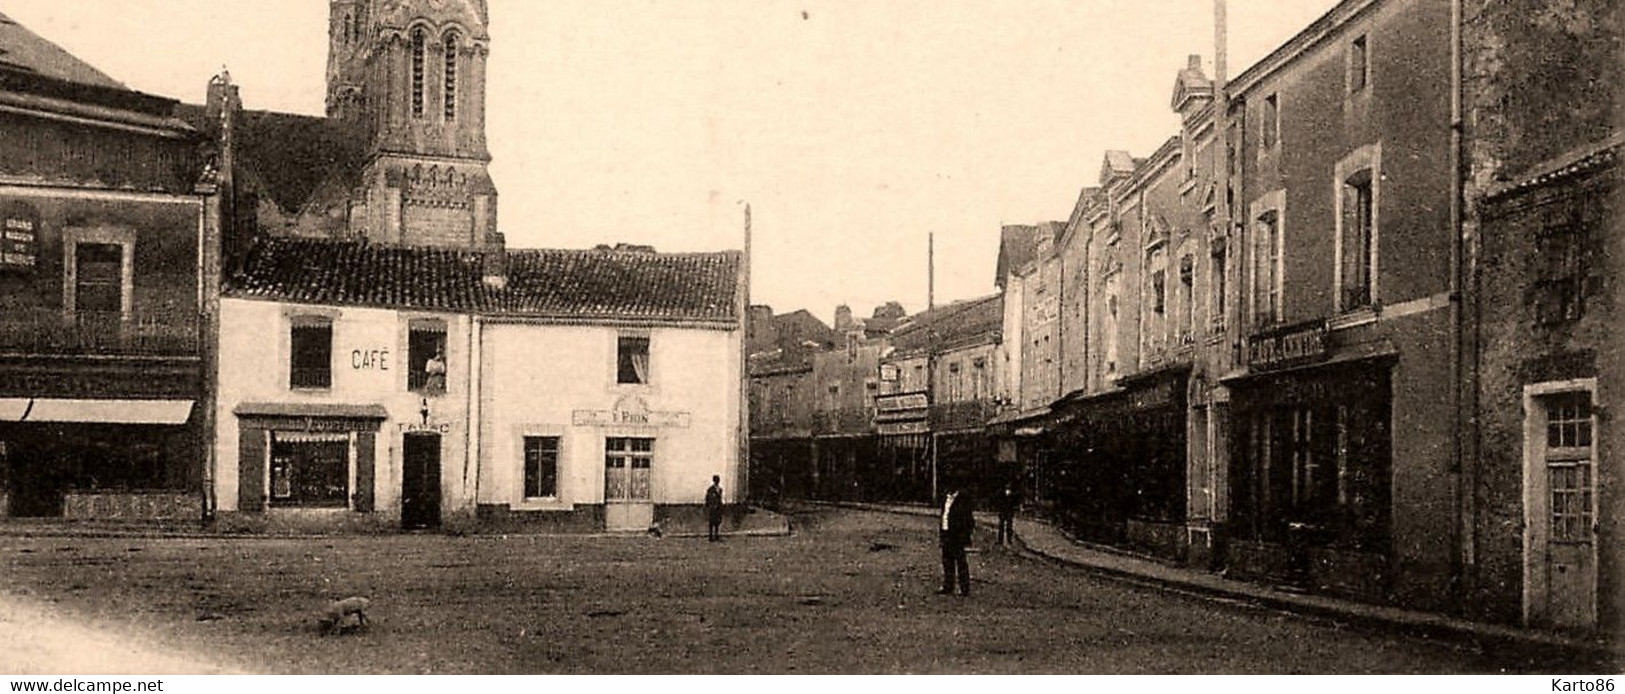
(212, 237, 745, 532)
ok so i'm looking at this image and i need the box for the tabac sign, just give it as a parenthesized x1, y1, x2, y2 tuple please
(574, 394, 690, 428)
(1246, 320, 1329, 372)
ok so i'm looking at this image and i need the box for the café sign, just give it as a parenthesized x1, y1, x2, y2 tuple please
(1247, 320, 1329, 372)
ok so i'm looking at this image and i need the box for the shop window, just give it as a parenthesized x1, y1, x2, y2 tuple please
(617, 335, 650, 384)
(268, 432, 349, 508)
(1534, 207, 1586, 324)
(1339, 170, 1375, 311)
(410, 29, 426, 118)
(290, 317, 333, 389)
(1348, 35, 1368, 93)
(408, 322, 448, 394)
(1237, 390, 1390, 551)
(523, 436, 560, 498)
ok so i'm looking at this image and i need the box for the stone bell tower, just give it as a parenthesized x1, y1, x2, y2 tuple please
(325, 0, 498, 248)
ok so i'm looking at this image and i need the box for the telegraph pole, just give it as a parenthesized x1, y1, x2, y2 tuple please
(927, 232, 938, 502)
(738, 202, 752, 505)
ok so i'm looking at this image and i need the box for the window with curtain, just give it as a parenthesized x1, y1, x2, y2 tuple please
(1254, 210, 1282, 326)
(617, 335, 650, 384)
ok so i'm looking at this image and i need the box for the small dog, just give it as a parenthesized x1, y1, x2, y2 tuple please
(318, 596, 370, 635)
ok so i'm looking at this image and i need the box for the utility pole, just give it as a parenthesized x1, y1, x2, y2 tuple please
(927, 232, 938, 502)
(1210, 0, 1231, 527)
(738, 202, 752, 506)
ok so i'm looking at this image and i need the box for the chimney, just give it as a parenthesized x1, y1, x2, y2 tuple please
(204, 69, 240, 139)
(1188, 54, 1202, 71)
(746, 305, 774, 342)
(482, 232, 508, 290)
(833, 305, 854, 332)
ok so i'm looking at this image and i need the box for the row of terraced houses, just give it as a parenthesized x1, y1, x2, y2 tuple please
(747, 0, 1621, 640)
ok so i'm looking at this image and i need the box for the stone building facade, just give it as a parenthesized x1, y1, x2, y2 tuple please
(1462, 0, 1623, 638)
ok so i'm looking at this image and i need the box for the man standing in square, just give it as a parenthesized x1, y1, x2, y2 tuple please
(705, 475, 725, 542)
(938, 482, 975, 596)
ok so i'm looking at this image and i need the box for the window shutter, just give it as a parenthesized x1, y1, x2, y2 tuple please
(238, 427, 266, 513)
(354, 432, 375, 512)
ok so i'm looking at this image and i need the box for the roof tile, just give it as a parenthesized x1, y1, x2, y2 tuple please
(227, 237, 740, 324)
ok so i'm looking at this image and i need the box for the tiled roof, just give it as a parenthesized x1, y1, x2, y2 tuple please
(175, 105, 369, 213)
(748, 308, 838, 356)
(0, 12, 124, 90)
(889, 294, 1002, 354)
(227, 237, 741, 324)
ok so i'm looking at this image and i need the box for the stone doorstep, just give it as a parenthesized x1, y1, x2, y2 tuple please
(820, 500, 1615, 662)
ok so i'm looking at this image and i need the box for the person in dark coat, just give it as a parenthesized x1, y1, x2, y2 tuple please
(705, 475, 724, 541)
(937, 483, 975, 596)
(996, 481, 1020, 545)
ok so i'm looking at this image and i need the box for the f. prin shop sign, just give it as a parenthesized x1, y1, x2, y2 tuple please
(1246, 320, 1329, 372)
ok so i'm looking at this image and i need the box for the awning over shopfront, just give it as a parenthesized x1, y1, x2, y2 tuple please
(233, 402, 390, 419)
(986, 406, 1054, 437)
(0, 398, 194, 425)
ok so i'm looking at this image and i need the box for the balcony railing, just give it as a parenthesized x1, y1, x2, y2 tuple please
(0, 309, 198, 357)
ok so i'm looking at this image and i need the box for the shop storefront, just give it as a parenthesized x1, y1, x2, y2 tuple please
(1051, 367, 1190, 559)
(1224, 321, 1395, 601)
(0, 361, 202, 521)
(231, 402, 389, 528)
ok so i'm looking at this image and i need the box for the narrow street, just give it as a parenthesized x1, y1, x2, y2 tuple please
(0, 509, 1578, 674)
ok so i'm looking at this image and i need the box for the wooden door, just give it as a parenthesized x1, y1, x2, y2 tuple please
(604, 437, 653, 530)
(1527, 390, 1598, 632)
(402, 433, 442, 530)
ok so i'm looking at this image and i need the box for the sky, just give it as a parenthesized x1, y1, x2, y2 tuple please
(4, 0, 1339, 325)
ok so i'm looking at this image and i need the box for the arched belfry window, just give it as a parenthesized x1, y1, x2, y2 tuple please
(443, 32, 459, 120)
(410, 29, 427, 118)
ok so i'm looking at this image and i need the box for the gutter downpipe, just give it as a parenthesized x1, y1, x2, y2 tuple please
(467, 314, 483, 523)
(1449, 0, 1472, 609)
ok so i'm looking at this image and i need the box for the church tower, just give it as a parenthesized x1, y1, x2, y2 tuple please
(325, 0, 498, 248)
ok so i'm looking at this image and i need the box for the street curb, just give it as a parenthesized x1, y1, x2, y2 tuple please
(815, 500, 1617, 669)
